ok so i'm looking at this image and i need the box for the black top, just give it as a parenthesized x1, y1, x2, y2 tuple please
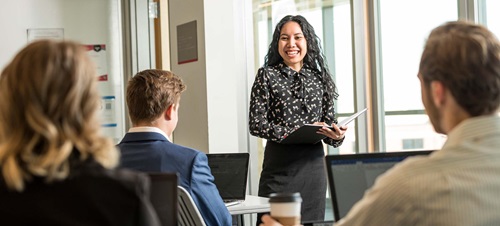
(249, 64, 342, 147)
(0, 158, 160, 226)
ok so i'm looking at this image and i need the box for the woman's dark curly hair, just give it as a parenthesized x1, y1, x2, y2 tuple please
(264, 15, 338, 99)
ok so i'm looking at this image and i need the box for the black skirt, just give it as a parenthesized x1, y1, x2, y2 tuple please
(258, 141, 326, 222)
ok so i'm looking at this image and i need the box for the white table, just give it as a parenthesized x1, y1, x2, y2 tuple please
(228, 195, 270, 225)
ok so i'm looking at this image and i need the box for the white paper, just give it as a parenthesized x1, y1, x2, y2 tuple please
(27, 28, 64, 42)
(338, 108, 367, 127)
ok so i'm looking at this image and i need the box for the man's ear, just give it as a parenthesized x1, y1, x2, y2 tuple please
(164, 104, 174, 120)
(431, 81, 445, 107)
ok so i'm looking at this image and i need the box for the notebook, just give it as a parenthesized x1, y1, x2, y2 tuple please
(147, 172, 178, 226)
(282, 108, 368, 144)
(207, 153, 250, 207)
(325, 150, 433, 221)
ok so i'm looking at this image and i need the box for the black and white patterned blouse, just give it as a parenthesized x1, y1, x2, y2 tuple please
(249, 63, 343, 147)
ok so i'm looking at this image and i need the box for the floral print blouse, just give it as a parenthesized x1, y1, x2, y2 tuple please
(249, 63, 343, 147)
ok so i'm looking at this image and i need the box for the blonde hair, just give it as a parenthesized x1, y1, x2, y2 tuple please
(0, 40, 118, 191)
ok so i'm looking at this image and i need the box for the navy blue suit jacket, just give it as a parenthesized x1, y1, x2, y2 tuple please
(117, 132, 231, 226)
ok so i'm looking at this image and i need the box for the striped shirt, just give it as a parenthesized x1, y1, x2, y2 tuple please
(337, 115, 500, 226)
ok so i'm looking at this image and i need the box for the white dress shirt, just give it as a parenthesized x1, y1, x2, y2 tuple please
(336, 115, 500, 226)
(128, 126, 171, 142)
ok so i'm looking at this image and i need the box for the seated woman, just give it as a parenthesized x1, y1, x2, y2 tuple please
(0, 40, 160, 226)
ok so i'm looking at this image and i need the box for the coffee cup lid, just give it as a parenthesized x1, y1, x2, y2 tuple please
(269, 192, 302, 203)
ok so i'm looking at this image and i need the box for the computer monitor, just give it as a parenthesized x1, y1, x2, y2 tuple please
(325, 150, 433, 221)
(207, 153, 249, 203)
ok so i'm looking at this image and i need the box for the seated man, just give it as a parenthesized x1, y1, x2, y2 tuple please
(118, 69, 231, 226)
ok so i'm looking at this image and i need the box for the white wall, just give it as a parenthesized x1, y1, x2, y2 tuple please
(0, 0, 125, 143)
(168, 0, 209, 152)
(169, 0, 253, 155)
(203, 0, 260, 196)
(168, 0, 259, 198)
(168, 6, 261, 226)
(204, 2, 251, 154)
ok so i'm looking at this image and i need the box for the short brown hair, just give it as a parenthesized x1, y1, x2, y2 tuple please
(419, 20, 500, 116)
(126, 69, 186, 125)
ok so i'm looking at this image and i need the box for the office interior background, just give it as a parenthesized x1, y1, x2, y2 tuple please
(0, 0, 499, 222)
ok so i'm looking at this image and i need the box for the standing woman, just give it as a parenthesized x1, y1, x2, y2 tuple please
(249, 15, 347, 222)
(0, 40, 159, 226)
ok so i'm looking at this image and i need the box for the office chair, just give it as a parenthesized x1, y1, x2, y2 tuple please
(148, 173, 178, 226)
(177, 186, 207, 226)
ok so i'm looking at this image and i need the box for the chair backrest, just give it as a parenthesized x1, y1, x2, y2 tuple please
(177, 186, 207, 226)
(148, 172, 178, 226)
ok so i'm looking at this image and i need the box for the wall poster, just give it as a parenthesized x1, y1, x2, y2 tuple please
(177, 20, 198, 64)
(84, 44, 117, 130)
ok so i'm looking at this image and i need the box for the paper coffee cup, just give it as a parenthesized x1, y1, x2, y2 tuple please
(269, 193, 302, 226)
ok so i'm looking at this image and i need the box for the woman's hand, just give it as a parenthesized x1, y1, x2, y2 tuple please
(312, 122, 347, 140)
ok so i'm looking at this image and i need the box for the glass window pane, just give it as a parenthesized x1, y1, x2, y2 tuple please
(326, 2, 356, 155)
(333, 4, 354, 115)
(481, 0, 500, 37)
(379, 0, 457, 151)
(385, 115, 447, 152)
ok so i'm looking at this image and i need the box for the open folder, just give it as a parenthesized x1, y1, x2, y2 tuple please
(281, 108, 367, 144)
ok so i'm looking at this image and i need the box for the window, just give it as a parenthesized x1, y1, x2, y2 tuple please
(402, 138, 423, 150)
(479, 0, 500, 37)
(327, 1, 356, 154)
(378, 0, 457, 151)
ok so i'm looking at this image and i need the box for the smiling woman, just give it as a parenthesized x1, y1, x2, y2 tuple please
(249, 15, 346, 224)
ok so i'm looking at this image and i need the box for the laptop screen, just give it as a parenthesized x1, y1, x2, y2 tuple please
(325, 150, 433, 221)
(207, 153, 250, 201)
(147, 172, 178, 226)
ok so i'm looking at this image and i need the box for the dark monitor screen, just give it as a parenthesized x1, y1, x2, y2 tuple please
(325, 150, 433, 221)
(207, 153, 249, 200)
(148, 172, 178, 226)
